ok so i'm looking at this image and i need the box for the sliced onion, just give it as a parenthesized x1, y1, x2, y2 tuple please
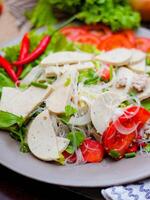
(114, 119, 139, 135)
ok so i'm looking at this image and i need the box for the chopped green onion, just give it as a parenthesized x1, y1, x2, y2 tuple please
(19, 65, 33, 79)
(64, 77, 71, 87)
(31, 82, 48, 89)
(109, 150, 120, 159)
(144, 143, 150, 153)
(46, 77, 56, 84)
(109, 65, 113, 80)
(146, 54, 150, 66)
(125, 152, 136, 158)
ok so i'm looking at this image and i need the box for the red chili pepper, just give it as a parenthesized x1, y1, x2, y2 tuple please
(80, 139, 104, 163)
(0, 2, 3, 15)
(0, 56, 19, 83)
(17, 33, 30, 77)
(103, 106, 150, 159)
(13, 35, 51, 66)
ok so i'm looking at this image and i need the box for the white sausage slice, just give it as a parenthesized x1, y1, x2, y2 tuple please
(40, 51, 93, 66)
(95, 48, 132, 66)
(27, 110, 59, 161)
(0, 86, 52, 118)
(130, 49, 146, 64)
(91, 92, 125, 134)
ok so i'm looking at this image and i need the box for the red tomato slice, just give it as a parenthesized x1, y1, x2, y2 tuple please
(100, 66, 110, 81)
(122, 30, 136, 47)
(60, 26, 88, 40)
(63, 139, 104, 163)
(80, 139, 104, 163)
(98, 34, 133, 51)
(103, 106, 150, 159)
(82, 24, 112, 39)
(73, 33, 100, 47)
(135, 37, 150, 52)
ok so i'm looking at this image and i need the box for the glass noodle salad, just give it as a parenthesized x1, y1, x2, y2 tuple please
(1, 26, 150, 165)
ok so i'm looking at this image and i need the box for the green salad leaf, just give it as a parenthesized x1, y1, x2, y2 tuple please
(78, 69, 100, 85)
(0, 111, 23, 130)
(66, 130, 85, 154)
(0, 72, 14, 96)
(141, 98, 150, 111)
(0, 111, 29, 152)
(27, 0, 140, 31)
(60, 105, 77, 124)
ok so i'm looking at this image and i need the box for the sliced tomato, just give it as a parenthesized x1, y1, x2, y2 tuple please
(80, 139, 104, 163)
(73, 33, 100, 47)
(103, 106, 150, 159)
(122, 30, 136, 47)
(100, 66, 110, 81)
(63, 139, 104, 163)
(135, 37, 150, 52)
(60, 26, 87, 40)
(63, 151, 76, 163)
(82, 24, 112, 39)
(98, 34, 133, 51)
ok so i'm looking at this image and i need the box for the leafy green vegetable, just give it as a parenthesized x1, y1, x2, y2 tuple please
(141, 98, 150, 111)
(60, 105, 77, 124)
(0, 111, 29, 152)
(26, 0, 56, 28)
(2, 44, 20, 63)
(78, 69, 100, 85)
(66, 130, 85, 154)
(27, 0, 140, 31)
(0, 111, 23, 131)
(0, 72, 14, 96)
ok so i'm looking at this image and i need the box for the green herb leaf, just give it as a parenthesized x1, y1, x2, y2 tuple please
(66, 130, 85, 154)
(141, 98, 150, 111)
(0, 72, 14, 96)
(60, 105, 77, 124)
(0, 111, 23, 131)
(78, 69, 100, 85)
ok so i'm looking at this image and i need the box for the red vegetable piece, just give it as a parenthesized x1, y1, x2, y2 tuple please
(103, 106, 150, 159)
(17, 33, 30, 77)
(80, 139, 104, 163)
(13, 35, 51, 66)
(135, 37, 150, 52)
(0, 55, 19, 83)
(63, 151, 76, 163)
(98, 34, 133, 51)
(100, 66, 110, 81)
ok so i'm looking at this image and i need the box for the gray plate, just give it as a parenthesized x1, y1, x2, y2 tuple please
(0, 28, 150, 187)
